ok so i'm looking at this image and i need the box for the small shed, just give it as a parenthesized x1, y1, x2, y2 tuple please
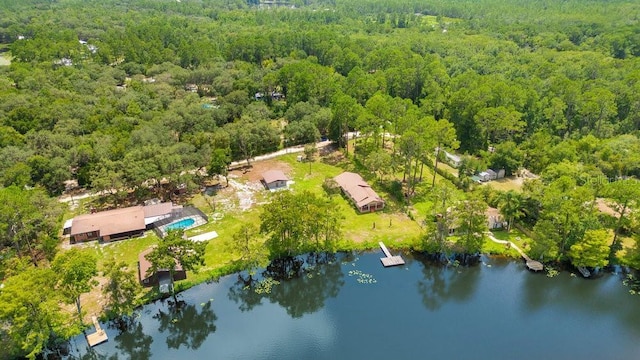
(485, 169, 498, 180)
(493, 169, 506, 179)
(261, 170, 289, 190)
(478, 172, 491, 182)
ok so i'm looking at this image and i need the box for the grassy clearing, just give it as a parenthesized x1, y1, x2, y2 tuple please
(0, 55, 10, 66)
(484, 228, 532, 257)
(482, 177, 524, 192)
(0, 46, 11, 66)
(437, 162, 459, 177)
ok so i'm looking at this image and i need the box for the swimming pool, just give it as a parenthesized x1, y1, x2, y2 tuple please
(165, 218, 196, 231)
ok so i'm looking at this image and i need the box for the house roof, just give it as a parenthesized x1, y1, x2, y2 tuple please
(334, 172, 384, 208)
(262, 170, 289, 184)
(71, 206, 145, 237)
(138, 247, 184, 281)
(143, 202, 174, 218)
(70, 203, 175, 237)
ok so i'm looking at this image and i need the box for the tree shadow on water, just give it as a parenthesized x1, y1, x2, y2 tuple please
(227, 272, 264, 312)
(154, 298, 217, 350)
(263, 253, 345, 318)
(113, 321, 153, 360)
(228, 253, 346, 318)
(415, 253, 481, 311)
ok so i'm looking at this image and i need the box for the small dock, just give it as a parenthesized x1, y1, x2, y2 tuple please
(379, 242, 405, 267)
(86, 316, 108, 347)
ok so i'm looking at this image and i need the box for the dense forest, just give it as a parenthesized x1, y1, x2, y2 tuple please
(2, 0, 640, 358)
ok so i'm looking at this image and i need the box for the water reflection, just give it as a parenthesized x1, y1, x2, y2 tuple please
(112, 322, 153, 360)
(227, 274, 264, 312)
(267, 254, 344, 318)
(521, 271, 640, 335)
(229, 253, 346, 318)
(154, 298, 217, 350)
(415, 253, 481, 311)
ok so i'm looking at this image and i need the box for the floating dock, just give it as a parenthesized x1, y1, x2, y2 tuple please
(379, 242, 405, 267)
(86, 316, 108, 347)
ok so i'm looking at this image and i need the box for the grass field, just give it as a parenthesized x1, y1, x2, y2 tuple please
(0, 45, 11, 66)
(482, 176, 524, 192)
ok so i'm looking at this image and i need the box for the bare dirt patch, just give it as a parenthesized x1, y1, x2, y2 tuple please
(220, 159, 294, 212)
(229, 159, 293, 182)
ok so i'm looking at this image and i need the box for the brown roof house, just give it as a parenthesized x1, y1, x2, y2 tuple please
(334, 172, 385, 213)
(66, 203, 176, 244)
(138, 247, 186, 293)
(261, 170, 289, 191)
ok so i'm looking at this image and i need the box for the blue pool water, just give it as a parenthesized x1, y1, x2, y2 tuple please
(165, 218, 195, 230)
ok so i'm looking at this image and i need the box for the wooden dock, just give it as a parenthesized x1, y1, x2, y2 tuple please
(86, 316, 108, 347)
(379, 242, 405, 267)
(487, 233, 543, 272)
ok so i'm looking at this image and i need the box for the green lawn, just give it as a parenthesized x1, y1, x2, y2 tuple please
(486, 228, 533, 257)
(482, 177, 524, 192)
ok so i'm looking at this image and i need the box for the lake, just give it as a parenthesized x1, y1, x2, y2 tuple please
(65, 252, 640, 360)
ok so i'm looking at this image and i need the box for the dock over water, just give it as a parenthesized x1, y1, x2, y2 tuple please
(86, 316, 108, 347)
(379, 242, 405, 267)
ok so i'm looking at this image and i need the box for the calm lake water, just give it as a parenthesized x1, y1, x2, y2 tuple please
(65, 252, 640, 360)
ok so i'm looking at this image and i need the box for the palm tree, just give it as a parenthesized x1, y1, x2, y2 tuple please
(497, 190, 524, 232)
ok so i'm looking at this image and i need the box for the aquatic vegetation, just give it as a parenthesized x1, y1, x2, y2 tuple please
(622, 274, 640, 295)
(252, 277, 281, 294)
(348, 270, 377, 284)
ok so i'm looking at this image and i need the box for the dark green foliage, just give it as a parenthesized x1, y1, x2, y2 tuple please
(260, 191, 343, 258)
(103, 261, 143, 322)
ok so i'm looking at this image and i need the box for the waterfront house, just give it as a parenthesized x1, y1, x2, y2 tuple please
(334, 172, 384, 213)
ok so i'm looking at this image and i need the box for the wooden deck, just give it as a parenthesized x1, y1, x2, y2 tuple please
(86, 316, 108, 347)
(379, 242, 405, 267)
